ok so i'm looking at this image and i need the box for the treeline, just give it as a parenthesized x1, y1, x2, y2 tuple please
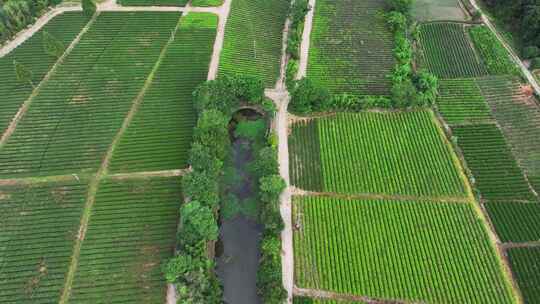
(163, 74, 286, 303)
(0, 0, 61, 44)
(483, 0, 540, 63)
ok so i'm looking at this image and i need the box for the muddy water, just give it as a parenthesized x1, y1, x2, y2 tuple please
(216, 136, 263, 304)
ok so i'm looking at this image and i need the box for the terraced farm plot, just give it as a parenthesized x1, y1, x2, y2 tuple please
(109, 13, 217, 173)
(307, 0, 394, 96)
(507, 248, 540, 303)
(290, 111, 467, 198)
(219, 0, 289, 87)
(69, 177, 182, 303)
(0, 180, 88, 303)
(452, 124, 535, 201)
(118, 0, 188, 6)
(477, 76, 540, 194)
(0, 12, 90, 134)
(485, 201, 540, 243)
(412, 0, 467, 22)
(293, 196, 515, 303)
(437, 78, 493, 125)
(0, 12, 182, 178)
(418, 23, 488, 78)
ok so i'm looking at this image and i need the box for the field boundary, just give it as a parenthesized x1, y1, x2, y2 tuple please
(296, 0, 315, 79)
(291, 187, 470, 204)
(502, 241, 540, 250)
(0, 12, 99, 148)
(58, 13, 185, 304)
(293, 286, 412, 304)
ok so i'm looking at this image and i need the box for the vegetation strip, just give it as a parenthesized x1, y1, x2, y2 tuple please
(58, 12, 184, 303)
(294, 287, 409, 304)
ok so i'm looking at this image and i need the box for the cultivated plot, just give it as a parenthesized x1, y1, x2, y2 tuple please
(0, 12, 182, 178)
(437, 78, 493, 125)
(109, 13, 217, 173)
(219, 0, 289, 87)
(290, 111, 467, 198)
(0, 12, 90, 134)
(70, 177, 182, 303)
(307, 0, 395, 96)
(412, 0, 467, 22)
(293, 196, 515, 303)
(477, 76, 540, 194)
(0, 180, 88, 303)
(485, 201, 540, 243)
(118, 0, 188, 6)
(452, 124, 535, 201)
(418, 23, 488, 78)
(507, 248, 540, 303)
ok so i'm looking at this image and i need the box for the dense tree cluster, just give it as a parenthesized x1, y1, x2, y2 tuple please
(0, 0, 61, 44)
(483, 0, 540, 61)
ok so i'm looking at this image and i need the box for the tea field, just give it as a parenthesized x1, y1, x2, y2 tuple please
(289, 111, 467, 198)
(293, 196, 515, 303)
(219, 0, 289, 87)
(307, 0, 395, 96)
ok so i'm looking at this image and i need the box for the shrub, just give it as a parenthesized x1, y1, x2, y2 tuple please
(289, 77, 331, 114)
(252, 146, 279, 178)
(13, 60, 33, 86)
(188, 143, 223, 177)
(257, 235, 287, 304)
(387, 0, 413, 14)
(182, 171, 220, 209)
(193, 109, 230, 160)
(234, 119, 266, 141)
(179, 201, 219, 246)
(82, 0, 96, 17)
(43, 31, 64, 58)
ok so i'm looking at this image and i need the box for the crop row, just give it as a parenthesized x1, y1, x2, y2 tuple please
(219, 0, 289, 87)
(293, 196, 515, 303)
(0, 12, 89, 134)
(507, 248, 540, 303)
(0, 12, 181, 178)
(307, 0, 394, 96)
(288, 119, 323, 191)
(436, 78, 493, 125)
(69, 176, 182, 303)
(476, 76, 540, 194)
(485, 201, 540, 243)
(316, 111, 466, 197)
(418, 23, 488, 79)
(109, 13, 217, 173)
(0, 180, 88, 303)
(452, 123, 535, 201)
(293, 296, 355, 304)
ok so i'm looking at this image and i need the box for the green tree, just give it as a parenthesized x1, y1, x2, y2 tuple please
(252, 146, 279, 178)
(182, 171, 219, 208)
(193, 109, 230, 160)
(13, 60, 33, 87)
(82, 0, 96, 17)
(387, 0, 413, 14)
(188, 142, 223, 177)
(43, 31, 64, 58)
(179, 201, 218, 245)
(259, 175, 286, 204)
(289, 77, 330, 114)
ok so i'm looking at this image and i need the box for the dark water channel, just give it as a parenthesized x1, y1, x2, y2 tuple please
(216, 110, 263, 304)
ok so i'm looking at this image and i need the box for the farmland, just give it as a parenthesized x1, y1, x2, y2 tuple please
(485, 201, 540, 243)
(468, 26, 519, 76)
(290, 111, 466, 198)
(70, 177, 182, 303)
(109, 13, 217, 173)
(118, 0, 188, 6)
(436, 78, 493, 125)
(0, 12, 89, 134)
(412, 0, 467, 22)
(507, 248, 540, 303)
(476, 76, 540, 194)
(293, 196, 515, 303)
(307, 0, 395, 96)
(452, 124, 535, 201)
(219, 0, 289, 87)
(418, 23, 488, 78)
(0, 12, 182, 178)
(0, 180, 88, 303)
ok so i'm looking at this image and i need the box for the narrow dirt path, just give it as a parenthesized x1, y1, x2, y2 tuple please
(296, 0, 315, 79)
(501, 241, 540, 250)
(207, 0, 231, 80)
(468, 0, 540, 95)
(58, 15, 185, 304)
(293, 286, 411, 304)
